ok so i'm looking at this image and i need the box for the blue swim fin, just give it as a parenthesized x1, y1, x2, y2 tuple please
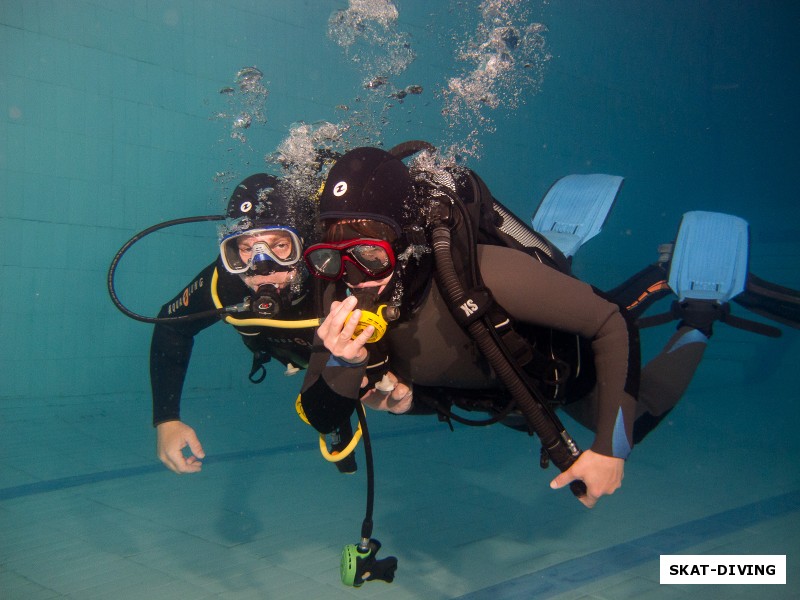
(531, 174, 624, 258)
(668, 211, 749, 303)
(638, 211, 783, 337)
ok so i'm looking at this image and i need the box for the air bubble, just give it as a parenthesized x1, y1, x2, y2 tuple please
(442, 0, 550, 160)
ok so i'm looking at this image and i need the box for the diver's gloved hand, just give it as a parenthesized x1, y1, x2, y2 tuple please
(341, 538, 398, 586)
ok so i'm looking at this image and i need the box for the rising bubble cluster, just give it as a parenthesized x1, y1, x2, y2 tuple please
(318, 0, 549, 164)
(325, 0, 421, 147)
(328, 0, 415, 78)
(212, 67, 272, 203)
(260, 0, 551, 201)
(266, 121, 349, 202)
(214, 66, 268, 145)
(442, 0, 550, 160)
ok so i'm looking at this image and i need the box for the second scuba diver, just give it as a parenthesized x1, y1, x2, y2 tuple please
(297, 145, 800, 509)
(149, 174, 328, 474)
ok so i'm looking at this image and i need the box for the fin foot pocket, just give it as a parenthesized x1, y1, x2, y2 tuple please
(673, 299, 725, 338)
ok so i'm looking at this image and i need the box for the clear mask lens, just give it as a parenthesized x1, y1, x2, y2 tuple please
(349, 244, 392, 274)
(219, 227, 303, 274)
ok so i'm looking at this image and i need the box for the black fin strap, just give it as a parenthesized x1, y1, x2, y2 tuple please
(637, 300, 782, 338)
(722, 313, 782, 338)
(636, 311, 677, 329)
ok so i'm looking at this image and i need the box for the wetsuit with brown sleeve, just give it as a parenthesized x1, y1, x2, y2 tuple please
(299, 244, 642, 460)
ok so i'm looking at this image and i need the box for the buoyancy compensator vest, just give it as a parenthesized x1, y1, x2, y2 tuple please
(401, 145, 596, 410)
(391, 140, 589, 495)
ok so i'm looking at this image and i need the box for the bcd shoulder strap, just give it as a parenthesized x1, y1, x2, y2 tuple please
(444, 169, 576, 402)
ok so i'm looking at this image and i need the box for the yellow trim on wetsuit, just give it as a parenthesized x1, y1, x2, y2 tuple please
(210, 267, 321, 329)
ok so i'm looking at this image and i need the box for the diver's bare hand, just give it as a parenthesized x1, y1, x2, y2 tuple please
(156, 420, 205, 474)
(319, 295, 373, 364)
(549, 449, 624, 508)
(360, 371, 413, 414)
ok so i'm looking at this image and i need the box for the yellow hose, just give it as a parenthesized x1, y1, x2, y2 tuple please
(298, 395, 364, 462)
(318, 424, 363, 462)
(210, 267, 320, 328)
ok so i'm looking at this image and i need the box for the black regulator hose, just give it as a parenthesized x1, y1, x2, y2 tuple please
(339, 398, 398, 587)
(356, 400, 375, 544)
(107, 215, 230, 324)
(431, 224, 587, 498)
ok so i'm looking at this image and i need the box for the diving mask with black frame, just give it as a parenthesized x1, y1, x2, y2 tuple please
(303, 238, 396, 282)
(219, 226, 303, 275)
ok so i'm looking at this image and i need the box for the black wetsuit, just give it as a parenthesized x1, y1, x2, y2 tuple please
(150, 259, 316, 426)
(297, 237, 716, 460)
(300, 244, 652, 457)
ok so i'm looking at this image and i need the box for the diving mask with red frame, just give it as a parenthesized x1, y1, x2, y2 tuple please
(304, 239, 396, 282)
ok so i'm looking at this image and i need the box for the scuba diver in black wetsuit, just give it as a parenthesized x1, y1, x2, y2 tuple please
(299, 147, 632, 510)
(296, 144, 800, 510)
(107, 172, 393, 477)
(286, 143, 799, 587)
(147, 174, 325, 474)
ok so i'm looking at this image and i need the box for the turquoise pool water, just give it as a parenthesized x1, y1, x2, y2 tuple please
(1, 1, 798, 598)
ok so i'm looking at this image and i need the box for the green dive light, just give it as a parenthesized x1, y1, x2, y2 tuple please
(341, 539, 396, 587)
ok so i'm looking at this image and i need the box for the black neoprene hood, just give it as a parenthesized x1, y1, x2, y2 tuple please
(225, 173, 316, 239)
(318, 147, 416, 238)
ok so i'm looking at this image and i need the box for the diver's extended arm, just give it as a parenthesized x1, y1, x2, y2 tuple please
(298, 296, 373, 433)
(149, 262, 221, 475)
(479, 246, 639, 460)
(150, 262, 221, 426)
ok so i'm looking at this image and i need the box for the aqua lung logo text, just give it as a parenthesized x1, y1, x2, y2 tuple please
(459, 298, 479, 317)
(264, 336, 313, 348)
(167, 278, 204, 315)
